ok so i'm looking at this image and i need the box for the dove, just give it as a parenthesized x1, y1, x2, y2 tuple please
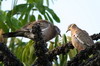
(66, 24, 94, 52)
(3, 20, 61, 42)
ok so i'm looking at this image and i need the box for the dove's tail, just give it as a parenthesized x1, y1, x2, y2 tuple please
(2, 31, 24, 38)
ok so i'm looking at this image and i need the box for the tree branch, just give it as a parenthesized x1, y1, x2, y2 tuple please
(0, 43, 23, 66)
(47, 42, 74, 61)
(91, 33, 100, 40)
(47, 33, 100, 63)
(67, 42, 100, 66)
(32, 23, 52, 66)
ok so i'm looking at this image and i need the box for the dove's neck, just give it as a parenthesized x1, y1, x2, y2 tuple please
(70, 26, 81, 35)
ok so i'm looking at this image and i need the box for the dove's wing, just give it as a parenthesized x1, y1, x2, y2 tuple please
(19, 20, 51, 31)
(74, 30, 94, 47)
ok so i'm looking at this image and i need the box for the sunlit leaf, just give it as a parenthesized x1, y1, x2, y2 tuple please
(68, 48, 77, 59)
(49, 42, 54, 50)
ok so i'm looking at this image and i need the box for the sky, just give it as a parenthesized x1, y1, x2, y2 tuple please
(50, 0, 100, 36)
(1, 0, 100, 37)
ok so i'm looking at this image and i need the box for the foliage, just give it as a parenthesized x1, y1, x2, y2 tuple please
(0, 0, 77, 66)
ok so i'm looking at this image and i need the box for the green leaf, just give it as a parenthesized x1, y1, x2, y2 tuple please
(45, 12, 54, 24)
(37, 5, 45, 14)
(60, 55, 65, 66)
(19, 4, 34, 26)
(22, 40, 35, 65)
(11, 4, 28, 15)
(0, 21, 9, 32)
(45, 7, 60, 22)
(5, 15, 20, 31)
(35, 0, 45, 15)
(67, 36, 71, 42)
(38, 14, 42, 20)
(15, 46, 24, 61)
(54, 36, 59, 47)
(62, 34, 67, 44)
(46, 0, 49, 6)
(29, 15, 36, 22)
(54, 59, 59, 66)
(21, 14, 29, 26)
(49, 42, 54, 50)
(11, 17, 20, 29)
(26, 0, 34, 3)
(43, 14, 48, 20)
(0, 10, 6, 22)
(34, 0, 43, 6)
(68, 49, 77, 59)
(0, 10, 9, 32)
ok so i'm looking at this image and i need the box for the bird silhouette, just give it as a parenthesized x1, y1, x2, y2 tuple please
(66, 24, 94, 52)
(3, 20, 61, 42)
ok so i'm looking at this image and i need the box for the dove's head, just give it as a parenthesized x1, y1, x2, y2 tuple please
(54, 26, 61, 36)
(66, 24, 77, 32)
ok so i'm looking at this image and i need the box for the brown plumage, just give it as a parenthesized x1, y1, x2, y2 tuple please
(3, 20, 61, 42)
(66, 24, 94, 52)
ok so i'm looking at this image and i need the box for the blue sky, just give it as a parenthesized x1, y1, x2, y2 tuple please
(1, 0, 100, 36)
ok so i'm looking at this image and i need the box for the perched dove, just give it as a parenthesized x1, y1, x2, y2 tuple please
(66, 24, 94, 52)
(3, 20, 61, 42)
